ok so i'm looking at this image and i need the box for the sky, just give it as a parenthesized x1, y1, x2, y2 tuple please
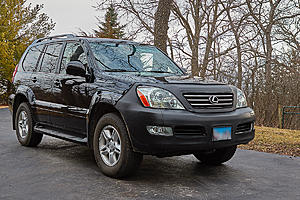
(26, 0, 101, 35)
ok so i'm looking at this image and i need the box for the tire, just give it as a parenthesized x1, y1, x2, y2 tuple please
(15, 102, 43, 147)
(193, 145, 237, 165)
(93, 113, 143, 178)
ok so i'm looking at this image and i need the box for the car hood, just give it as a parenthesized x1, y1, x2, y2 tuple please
(96, 72, 225, 86)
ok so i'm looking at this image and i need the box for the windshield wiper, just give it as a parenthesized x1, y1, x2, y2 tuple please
(104, 69, 138, 72)
(146, 71, 174, 74)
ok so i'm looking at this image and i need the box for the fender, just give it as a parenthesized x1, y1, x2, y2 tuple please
(86, 90, 124, 147)
(14, 85, 36, 105)
(11, 85, 36, 129)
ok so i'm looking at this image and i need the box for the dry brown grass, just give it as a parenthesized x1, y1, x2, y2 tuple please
(239, 126, 300, 157)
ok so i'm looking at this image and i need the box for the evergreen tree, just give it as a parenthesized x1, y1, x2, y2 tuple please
(0, 0, 55, 103)
(94, 4, 125, 39)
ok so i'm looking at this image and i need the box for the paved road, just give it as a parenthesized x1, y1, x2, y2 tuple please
(0, 108, 299, 200)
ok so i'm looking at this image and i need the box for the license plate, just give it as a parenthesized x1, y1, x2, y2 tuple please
(213, 127, 232, 141)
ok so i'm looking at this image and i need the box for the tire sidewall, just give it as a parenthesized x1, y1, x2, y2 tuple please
(15, 103, 33, 146)
(93, 113, 129, 177)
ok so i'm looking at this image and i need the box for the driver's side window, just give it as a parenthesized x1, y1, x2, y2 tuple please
(60, 42, 87, 74)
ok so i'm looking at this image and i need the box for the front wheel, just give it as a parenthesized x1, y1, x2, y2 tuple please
(93, 113, 143, 178)
(193, 145, 237, 165)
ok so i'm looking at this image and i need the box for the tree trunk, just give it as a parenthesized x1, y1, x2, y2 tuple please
(200, 0, 219, 78)
(236, 38, 242, 89)
(154, 0, 172, 53)
(191, 45, 199, 76)
(264, 31, 273, 125)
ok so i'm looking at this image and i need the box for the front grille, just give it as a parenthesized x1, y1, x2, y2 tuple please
(174, 126, 206, 136)
(236, 123, 252, 133)
(183, 93, 234, 109)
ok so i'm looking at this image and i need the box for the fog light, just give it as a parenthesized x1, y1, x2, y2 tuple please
(146, 126, 173, 136)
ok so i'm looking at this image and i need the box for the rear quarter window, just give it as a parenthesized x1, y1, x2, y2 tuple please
(22, 45, 44, 72)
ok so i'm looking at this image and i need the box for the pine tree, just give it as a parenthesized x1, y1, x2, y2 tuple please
(0, 0, 55, 103)
(94, 4, 125, 39)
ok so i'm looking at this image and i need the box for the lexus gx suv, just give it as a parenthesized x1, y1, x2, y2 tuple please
(9, 34, 255, 178)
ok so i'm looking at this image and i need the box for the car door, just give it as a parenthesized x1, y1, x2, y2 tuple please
(19, 44, 45, 105)
(52, 42, 91, 135)
(31, 42, 63, 126)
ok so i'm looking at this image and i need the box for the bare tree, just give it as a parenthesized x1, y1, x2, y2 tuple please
(154, 0, 173, 53)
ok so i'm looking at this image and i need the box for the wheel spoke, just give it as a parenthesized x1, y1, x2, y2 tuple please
(100, 144, 108, 153)
(22, 112, 26, 121)
(112, 130, 118, 141)
(22, 128, 26, 137)
(101, 149, 109, 156)
(109, 152, 116, 164)
(115, 144, 121, 154)
(102, 130, 111, 141)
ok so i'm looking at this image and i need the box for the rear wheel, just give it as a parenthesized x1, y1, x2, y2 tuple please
(93, 113, 143, 178)
(193, 145, 237, 165)
(15, 102, 43, 147)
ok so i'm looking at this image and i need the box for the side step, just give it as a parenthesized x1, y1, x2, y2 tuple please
(34, 126, 88, 145)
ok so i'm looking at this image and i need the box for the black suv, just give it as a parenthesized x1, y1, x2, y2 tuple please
(9, 34, 255, 178)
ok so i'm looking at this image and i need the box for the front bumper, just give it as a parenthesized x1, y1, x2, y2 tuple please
(116, 97, 255, 156)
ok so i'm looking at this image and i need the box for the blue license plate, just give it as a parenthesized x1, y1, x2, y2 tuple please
(213, 127, 232, 141)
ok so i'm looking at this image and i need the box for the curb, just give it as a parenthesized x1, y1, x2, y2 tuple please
(0, 106, 8, 109)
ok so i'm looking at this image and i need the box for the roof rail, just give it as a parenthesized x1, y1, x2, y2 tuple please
(32, 34, 76, 44)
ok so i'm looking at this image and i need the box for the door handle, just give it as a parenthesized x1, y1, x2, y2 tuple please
(32, 77, 37, 83)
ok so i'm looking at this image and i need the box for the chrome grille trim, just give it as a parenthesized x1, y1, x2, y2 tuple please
(190, 103, 233, 106)
(184, 94, 233, 98)
(183, 93, 234, 109)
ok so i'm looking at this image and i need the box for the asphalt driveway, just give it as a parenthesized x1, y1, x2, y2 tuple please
(0, 108, 299, 200)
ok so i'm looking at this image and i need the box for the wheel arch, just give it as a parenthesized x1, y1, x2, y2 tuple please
(87, 91, 133, 149)
(12, 86, 36, 130)
(12, 93, 29, 130)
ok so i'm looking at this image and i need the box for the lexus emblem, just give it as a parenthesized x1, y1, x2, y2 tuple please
(209, 96, 219, 104)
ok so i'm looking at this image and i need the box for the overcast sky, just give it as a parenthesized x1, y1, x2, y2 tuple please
(26, 0, 100, 35)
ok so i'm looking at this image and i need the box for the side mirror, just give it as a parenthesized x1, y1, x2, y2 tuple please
(66, 61, 86, 77)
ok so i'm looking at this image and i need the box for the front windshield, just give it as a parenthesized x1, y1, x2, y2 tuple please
(89, 42, 184, 75)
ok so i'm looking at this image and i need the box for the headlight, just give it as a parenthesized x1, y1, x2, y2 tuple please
(236, 89, 247, 108)
(137, 86, 185, 109)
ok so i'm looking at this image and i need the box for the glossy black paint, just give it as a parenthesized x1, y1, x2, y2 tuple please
(9, 35, 255, 156)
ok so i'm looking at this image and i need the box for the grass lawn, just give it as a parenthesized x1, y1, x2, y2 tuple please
(239, 126, 300, 157)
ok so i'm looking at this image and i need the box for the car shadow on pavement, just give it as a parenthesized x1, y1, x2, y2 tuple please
(34, 137, 241, 183)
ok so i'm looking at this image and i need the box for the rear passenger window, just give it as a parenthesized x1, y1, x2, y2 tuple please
(22, 45, 44, 72)
(40, 43, 63, 73)
(60, 43, 87, 74)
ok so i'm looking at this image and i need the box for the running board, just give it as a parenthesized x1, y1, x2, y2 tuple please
(34, 126, 87, 144)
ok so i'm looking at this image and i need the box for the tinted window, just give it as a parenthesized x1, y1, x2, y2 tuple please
(40, 43, 63, 73)
(22, 45, 44, 72)
(60, 43, 87, 74)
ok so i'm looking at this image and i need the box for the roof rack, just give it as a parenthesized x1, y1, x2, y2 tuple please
(32, 34, 76, 44)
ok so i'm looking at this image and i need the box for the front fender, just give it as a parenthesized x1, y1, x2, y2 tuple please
(86, 91, 123, 148)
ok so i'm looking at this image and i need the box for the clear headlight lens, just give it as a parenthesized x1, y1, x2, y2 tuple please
(137, 86, 185, 110)
(236, 89, 247, 108)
